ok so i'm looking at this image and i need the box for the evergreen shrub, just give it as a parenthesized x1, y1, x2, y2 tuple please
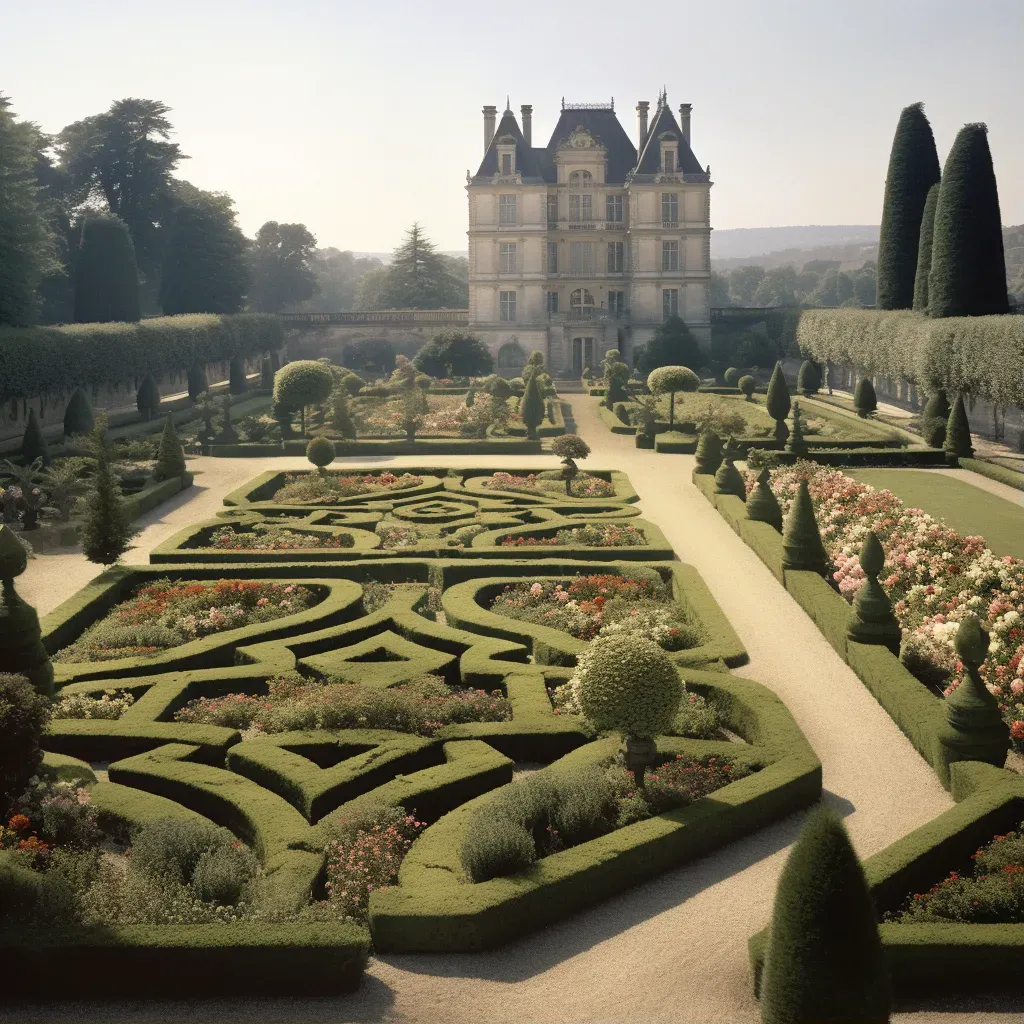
(21, 409, 49, 466)
(0, 672, 50, 815)
(229, 358, 247, 395)
(63, 389, 94, 439)
(153, 415, 187, 482)
(306, 436, 336, 474)
(136, 375, 161, 421)
(854, 378, 877, 418)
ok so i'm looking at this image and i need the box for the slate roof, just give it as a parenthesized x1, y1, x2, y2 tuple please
(543, 108, 638, 184)
(474, 108, 543, 180)
(634, 99, 704, 175)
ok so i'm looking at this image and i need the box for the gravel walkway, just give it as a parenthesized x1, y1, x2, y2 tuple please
(11, 404, 1021, 1023)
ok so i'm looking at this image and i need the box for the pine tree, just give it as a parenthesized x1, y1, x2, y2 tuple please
(943, 393, 974, 465)
(759, 807, 891, 1023)
(73, 214, 141, 323)
(371, 223, 464, 310)
(912, 183, 940, 312)
(520, 370, 545, 440)
(929, 124, 1009, 318)
(876, 103, 941, 310)
(80, 419, 133, 565)
(0, 96, 56, 327)
(153, 415, 187, 481)
(63, 388, 94, 439)
(20, 409, 49, 466)
(766, 362, 791, 448)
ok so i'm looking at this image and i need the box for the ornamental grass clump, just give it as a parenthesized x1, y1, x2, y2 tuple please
(759, 807, 891, 1023)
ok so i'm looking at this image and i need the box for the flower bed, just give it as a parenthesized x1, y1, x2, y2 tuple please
(490, 575, 702, 649)
(272, 471, 423, 504)
(209, 523, 355, 551)
(53, 579, 319, 662)
(758, 462, 1024, 746)
(374, 522, 420, 549)
(499, 524, 646, 549)
(174, 672, 511, 737)
(484, 472, 615, 498)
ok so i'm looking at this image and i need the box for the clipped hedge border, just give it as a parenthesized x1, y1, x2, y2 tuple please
(209, 437, 545, 457)
(961, 458, 1024, 493)
(368, 669, 821, 951)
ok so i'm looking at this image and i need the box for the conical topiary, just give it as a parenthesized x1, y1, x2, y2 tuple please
(943, 393, 974, 466)
(846, 532, 901, 654)
(766, 362, 791, 448)
(63, 388, 95, 439)
(136, 374, 161, 421)
(229, 357, 247, 395)
(520, 371, 545, 440)
(714, 441, 746, 499)
(854, 378, 877, 418)
(746, 468, 783, 531)
(187, 363, 207, 403)
(759, 807, 891, 1023)
(153, 415, 187, 482)
(782, 479, 829, 575)
(214, 395, 238, 445)
(694, 429, 723, 475)
(21, 409, 49, 467)
(786, 402, 809, 458)
(912, 182, 941, 313)
(465, 386, 476, 408)
(937, 615, 1009, 782)
(260, 358, 274, 393)
(797, 360, 821, 396)
(80, 419, 133, 566)
(0, 525, 54, 696)
(921, 389, 950, 448)
(876, 102, 941, 311)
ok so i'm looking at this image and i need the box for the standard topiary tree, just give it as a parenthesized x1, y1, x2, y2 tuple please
(272, 360, 335, 436)
(260, 358, 274, 394)
(551, 434, 591, 497)
(214, 394, 238, 445)
(786, 402, 809, 458)
(759, 806, 891, 1023)
(781, 478, 830, 575)
(876, 102, 941, 311)
(943, 393, 974, 465)
(575, 634, 682, 788)
(796, 360, 822, 397)
(229, 357, 247, 395)
(738, 375, 756, 401)
(306, 436, 336, 475)
(936, 615, 1009, 783)
(766, 362, 791, 448)
(846, 531, 901, 654)
(153, 415, 187, 482)
(854, 378, 877, 418)
(928, 123, 1009, 318)
(63, 388, 94, 439)
(723, 367, 741, 386)
(714, 441, 746, 499)
(746, 468, 783, 530)
(80, 418, 133, 566)
(73, 214, 141, 323)
(0, 671, 51, 816)
(136, 374, 161, 421)
(921, 389, 950, 448)
(187, 363, 207, 403)
(647, 365, 700, 430)
(694, 429, 723, 475)
(0, 525, 54, 697)
(20, 408, 49, 467)
(912, 182, 941, 313)
(520, 370, 545, 440)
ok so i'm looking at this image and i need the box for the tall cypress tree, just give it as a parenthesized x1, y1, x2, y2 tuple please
(876, 103, 941, 310)
(912, 183, 941, 313)
(73, 214, 141, 323)
(929, 123, 1009, 318)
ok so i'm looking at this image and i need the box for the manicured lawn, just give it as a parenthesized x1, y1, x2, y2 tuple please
(849, 469, 1024, 558)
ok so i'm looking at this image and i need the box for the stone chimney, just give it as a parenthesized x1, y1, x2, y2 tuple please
(679, 103, 692, 146)
(483, 105, 497, 152)
(636, 100, 650, 152)
(521, 104, 532, 147)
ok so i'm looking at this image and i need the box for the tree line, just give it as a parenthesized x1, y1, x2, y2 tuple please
(711, 260, 878, 310)
(0, 94, 467, 328)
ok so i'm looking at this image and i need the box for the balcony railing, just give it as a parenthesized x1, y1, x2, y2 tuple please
(547, 218, 627, 231)
(548, 309, 630, 322)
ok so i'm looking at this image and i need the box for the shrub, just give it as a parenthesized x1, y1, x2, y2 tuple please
(191, 842, 259, 906)
(913, 183, 941, 313)
(237, 415, 274, 443)
(647, 366, 700, 429)
(781, 478, 829, 575)
(738, 375, 756, 400)
(187, 362, 207, 401)
(759, 807, 890, 1023)
(153, 415, 187, 482)
(635, 315, 702, 374)
(229, 357, 247, 394)
(0, 526, 52, 694)
(796, 360, 822, 396)
(723, 367, 741, 386)
(943, 392, 974, 464)
(20, 409, 48, 467)
(921, 389, 949, 447)
(0, 673, 50, 816)
(765, 362, 791, 447)
(259, 357, 274, 392)
(520, 371, 544, 440)
(136, 374, 161, 421)
(854, 377, 877, 418)
(63, 388, 94, 439)
(306, 436, 336, 474)
(131, 817, 229, 884)
(273, 360, 335, 435)
(80, 419, 133, 566)
(413, 329, 493, 378)
(73, 214, 141, 324)
(460, 818, 536, 883)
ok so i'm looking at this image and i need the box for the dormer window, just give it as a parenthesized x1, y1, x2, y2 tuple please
(501, 153, 512, 175)
(660, 138, 678, 174)
(495, 136, 517, 177)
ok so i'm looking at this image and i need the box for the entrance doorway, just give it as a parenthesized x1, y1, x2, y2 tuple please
(572, 337, 595, 377)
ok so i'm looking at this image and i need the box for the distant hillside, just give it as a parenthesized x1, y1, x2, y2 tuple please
(711, 226, 879, 261)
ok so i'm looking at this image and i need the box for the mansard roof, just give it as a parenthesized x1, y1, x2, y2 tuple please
(634, 99, 704, 175)
(474, 108, 543, 180)
(544, 107, 638, 184)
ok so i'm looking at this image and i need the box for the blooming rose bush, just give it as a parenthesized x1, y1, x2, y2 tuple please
(273, 471, 422, 504)
(755, 462, 1024, 747)
(54, 579, 319, 662)
(483, 472, 615, 498)
(52, 689, 135, 720)
(208, 523, 354, 551)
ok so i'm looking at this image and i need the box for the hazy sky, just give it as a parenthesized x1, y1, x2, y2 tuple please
(6, 0, 1023, 253)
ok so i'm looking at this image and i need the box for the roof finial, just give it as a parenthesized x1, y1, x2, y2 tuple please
(505, 94, 511, 113)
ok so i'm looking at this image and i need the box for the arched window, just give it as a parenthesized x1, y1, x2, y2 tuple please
(497, 339, 528, 375)
(568, 170, 593, 188)
(570, 288, 595, 320)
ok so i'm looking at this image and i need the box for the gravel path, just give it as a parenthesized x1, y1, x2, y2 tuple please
(11, 404, 1021, 1023)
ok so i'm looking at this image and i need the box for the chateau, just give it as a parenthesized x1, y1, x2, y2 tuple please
(466, 91, 712, 376)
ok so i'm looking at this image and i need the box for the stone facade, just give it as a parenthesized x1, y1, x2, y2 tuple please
(467, 92, 712, 377)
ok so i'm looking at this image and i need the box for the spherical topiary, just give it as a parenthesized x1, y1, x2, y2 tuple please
(854, 377, 877, 418)
(273, 360, 335, 435)
(63, 388, 94, 439)
(738, 375, 756, 401)
(305, 436, 336, 474)
(723, 367, 741, 387)
(576, 634, 682, 742)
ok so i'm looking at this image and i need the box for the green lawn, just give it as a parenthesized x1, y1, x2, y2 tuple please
(849, 469, 1024, 558)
